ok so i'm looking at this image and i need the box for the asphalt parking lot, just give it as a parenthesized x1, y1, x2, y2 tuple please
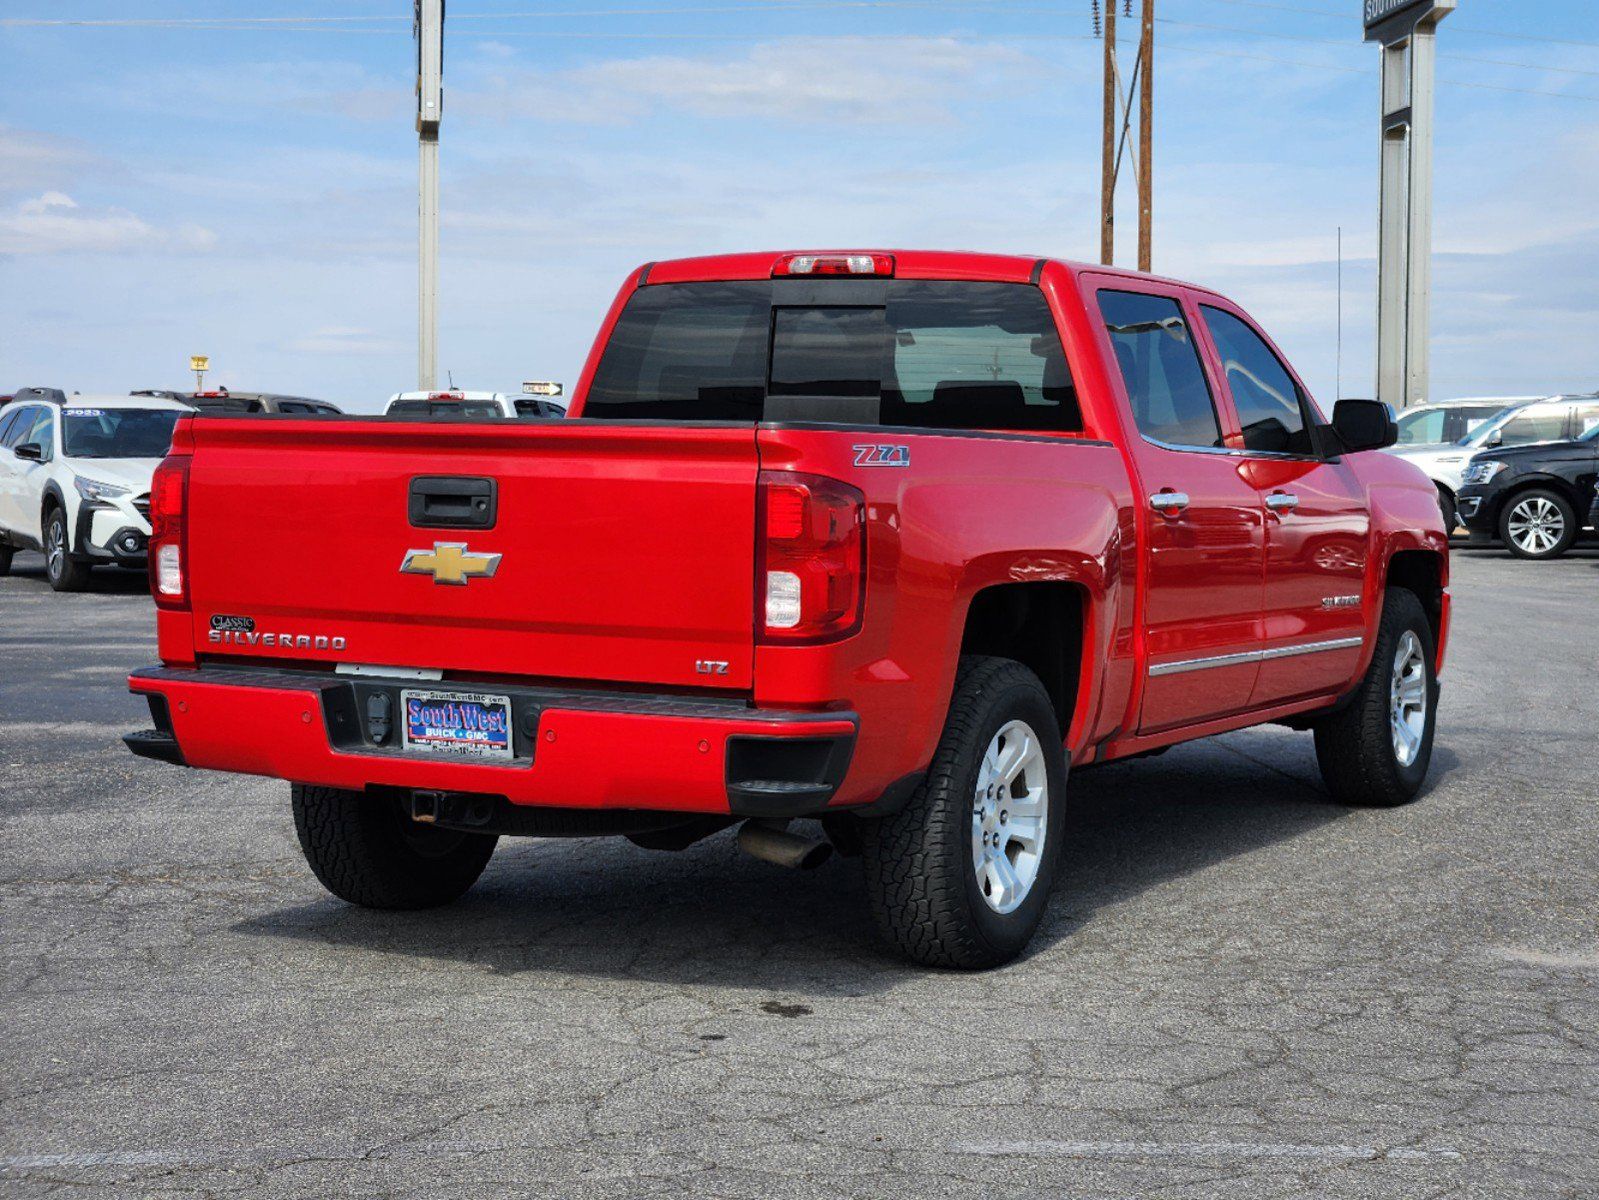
(2, 545, 1595, 1199)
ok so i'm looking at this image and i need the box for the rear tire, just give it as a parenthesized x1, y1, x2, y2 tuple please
(291, 784, 497, 909)
(0, 545, 13, 576)
(1499, 488, 1577, 560)
(1312, 589, 1437, 808)
(862, 656, 1066, 969)
(1436, 486, 1457, 534)
(44, 507, 91, 592)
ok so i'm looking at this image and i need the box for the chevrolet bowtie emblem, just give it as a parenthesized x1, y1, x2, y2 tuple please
(400, 542, 502, 586)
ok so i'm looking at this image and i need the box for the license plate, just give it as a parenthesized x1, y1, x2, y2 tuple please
(400, 689, 513, 760)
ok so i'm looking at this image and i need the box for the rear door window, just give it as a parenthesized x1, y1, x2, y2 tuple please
(1098, 291, 1223, 449)
(1200, 305, 1316, 456)
(583, 280, 1082, 433)
(1497, 406, 1569, 447)
(1397, 408, 1447, 445)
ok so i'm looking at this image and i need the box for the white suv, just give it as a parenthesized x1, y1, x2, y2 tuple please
(0, 394, 190, 591)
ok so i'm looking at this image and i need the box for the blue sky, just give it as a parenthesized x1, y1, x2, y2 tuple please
(3, 0, 1598, 412)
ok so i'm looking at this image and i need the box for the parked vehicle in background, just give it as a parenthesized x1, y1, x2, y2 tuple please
(0, 394, 190, 589)
(1457, 422, 1599, 559)
(124, 250, 1449, 969)
(384, 389, 567, 419)
(1388, 395, 1599, 530)
(1394, 398, 1528, 448)
(186, 390, 343, 416)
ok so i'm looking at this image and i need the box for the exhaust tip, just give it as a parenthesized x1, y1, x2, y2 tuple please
(737, 819, 834, 871)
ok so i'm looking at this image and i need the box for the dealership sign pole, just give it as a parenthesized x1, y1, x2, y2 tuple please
(415, 0, 443, 391)
(1367, 0, 1454, 410)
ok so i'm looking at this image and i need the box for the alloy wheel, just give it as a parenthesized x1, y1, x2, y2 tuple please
(971, 719, 1049, 914)
(1390, 630, 1428, 768)
(1506, 496, 1564, 556)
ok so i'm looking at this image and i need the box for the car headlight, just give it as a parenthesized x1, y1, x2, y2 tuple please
(73, 475, 131, 503)
(1461, 460, 1508, 486)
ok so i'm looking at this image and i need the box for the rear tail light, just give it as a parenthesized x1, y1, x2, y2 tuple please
(772, 253, 894, 278)
(148, 452, 191, 610)
(757, 472, 865, 643)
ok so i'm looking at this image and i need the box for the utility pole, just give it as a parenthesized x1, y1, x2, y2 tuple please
(1096, 1, 1156, 272)
(1099, 1, 1116, 266)
(415, 0, 443, 391)
(1367, 0, 1454, 409)
(1137, 0, 1154, 273)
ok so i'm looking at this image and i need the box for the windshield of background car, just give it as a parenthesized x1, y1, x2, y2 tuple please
(1456, 406, 1524, 446)
(583, 280, 1083, 433)
(61, 408, 181, 459)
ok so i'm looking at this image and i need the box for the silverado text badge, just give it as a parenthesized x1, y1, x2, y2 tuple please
(400, 542, 503, 586)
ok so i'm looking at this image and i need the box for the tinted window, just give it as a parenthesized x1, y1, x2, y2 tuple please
(1201, 305, 1314, 456)
(62, 408, 181, 459)
(882, 283, 1080, 432)
(388, 399, 504, 420)
(584, 280, 1082, 433)
(1, 406, 35, 449)
(1396, 408, 1447, 445)
(1452, 405, 1508, 441)
(25, 407, 55, 456)
(1497, 406, 1569, 447)
(587, 283, 769, 420)
(1099, 291, 1222, 449)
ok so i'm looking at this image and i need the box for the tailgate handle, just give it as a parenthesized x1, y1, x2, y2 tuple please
(409, 476, 497, 529)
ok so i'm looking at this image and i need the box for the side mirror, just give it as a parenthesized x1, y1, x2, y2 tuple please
(1485, 431, 1504, 448)
(13, 441, 43, 462)
(1331, 399, 1398, 453)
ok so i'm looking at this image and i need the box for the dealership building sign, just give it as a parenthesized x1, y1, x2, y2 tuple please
(1365, 0, 1449, 42)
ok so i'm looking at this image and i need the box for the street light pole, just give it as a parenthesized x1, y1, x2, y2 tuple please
(415, 0, 443, 392)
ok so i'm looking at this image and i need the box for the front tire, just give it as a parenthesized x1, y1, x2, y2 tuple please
(1499, 488, 1577, 559)
(44, 507, 91, 592)
(862, 656, 1067, 969)
(1312, 589, 1438, 808)
(291, 784, 497, 909)
(1436, 486, 1458, 534)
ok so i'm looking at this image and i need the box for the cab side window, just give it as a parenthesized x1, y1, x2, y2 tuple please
(1200, 306, 1315, 457)
(1099, 291, 1223, 449)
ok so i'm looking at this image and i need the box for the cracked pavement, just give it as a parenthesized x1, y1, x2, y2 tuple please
(1, 545, 1595, 1198)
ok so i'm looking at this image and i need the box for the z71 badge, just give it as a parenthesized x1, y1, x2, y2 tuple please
(853, 444, 910, 468)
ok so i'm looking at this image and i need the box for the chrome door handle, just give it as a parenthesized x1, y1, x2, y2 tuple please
(1266, 492, 1300, 513)
(1150, 491, 1190, 514)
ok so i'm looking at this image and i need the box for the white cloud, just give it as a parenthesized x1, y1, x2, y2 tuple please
(0, 191, 217, 256)
(284, 326, 407, 356)
(458, 37, 1042, 126)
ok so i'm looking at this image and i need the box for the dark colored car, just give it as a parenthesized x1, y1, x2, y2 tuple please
(185, 390, 343, 416)
(1457, 424, 1599, 559)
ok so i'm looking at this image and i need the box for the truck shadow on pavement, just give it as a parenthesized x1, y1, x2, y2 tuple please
(234, 731, 1373, 994)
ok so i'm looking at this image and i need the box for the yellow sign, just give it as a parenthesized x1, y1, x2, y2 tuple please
(189, 355, 210, 372)
(400, 542, 502, 586)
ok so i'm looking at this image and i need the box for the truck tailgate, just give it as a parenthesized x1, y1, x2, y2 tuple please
(183, 419, 759, 690)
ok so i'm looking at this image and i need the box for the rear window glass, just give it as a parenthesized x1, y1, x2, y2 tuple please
(584, 280, 1082, 433)
(388, 399, 504, 420)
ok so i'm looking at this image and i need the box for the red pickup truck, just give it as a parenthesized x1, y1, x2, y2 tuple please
(124, 251, 1449, 968)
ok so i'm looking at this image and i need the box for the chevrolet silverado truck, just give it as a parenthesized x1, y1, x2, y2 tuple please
(123, 251, 1449, 968)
